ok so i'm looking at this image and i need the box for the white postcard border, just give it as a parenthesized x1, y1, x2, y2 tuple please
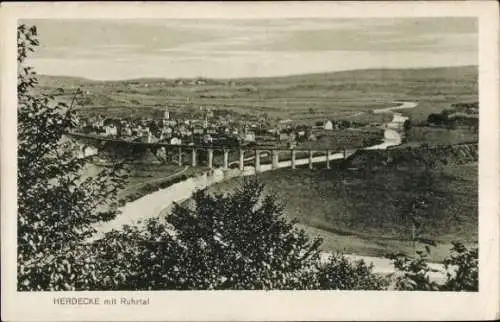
(1, 2, 499, 321)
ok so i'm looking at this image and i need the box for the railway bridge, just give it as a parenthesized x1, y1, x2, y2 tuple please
(67, 132, 357, 172)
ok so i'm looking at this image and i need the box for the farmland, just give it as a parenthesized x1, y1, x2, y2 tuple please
(38, 65, 478, 125)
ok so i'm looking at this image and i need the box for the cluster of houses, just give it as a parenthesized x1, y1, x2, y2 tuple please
(77, 108, 260, 146)
(76, 106, 361, 148)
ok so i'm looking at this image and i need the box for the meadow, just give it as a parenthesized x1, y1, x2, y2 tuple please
(208, 161, 478, 262)
(401, 126, 478, 148)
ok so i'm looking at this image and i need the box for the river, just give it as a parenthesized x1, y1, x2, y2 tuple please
(93, 101, 450, 283)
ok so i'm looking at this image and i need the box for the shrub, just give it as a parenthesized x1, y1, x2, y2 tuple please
(387, 243, 478, 291)
(316, 255, 389, 290)
(441, 242, 478, 291)
(386, 249, 441, 291)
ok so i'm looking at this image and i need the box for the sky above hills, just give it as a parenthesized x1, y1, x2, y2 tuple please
(23, 18, 478, 80)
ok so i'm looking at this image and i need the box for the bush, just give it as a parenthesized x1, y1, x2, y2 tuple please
(387, 243, 478, 291)
(441, 242, 478, 291)
(386, 250, 441, 291)
(316, 255, 389, 290)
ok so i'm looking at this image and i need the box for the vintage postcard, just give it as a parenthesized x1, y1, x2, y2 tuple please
(1, 1, 499, 321)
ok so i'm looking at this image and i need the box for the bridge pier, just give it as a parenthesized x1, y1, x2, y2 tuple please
(255, 150, 261, 172)
(191, 148, 197, 167)
(272, 150, 279, 169)
(326, 149, 331, 169)
(239, 149, 245, 171)
(343, 148, 347, 159)
(207, 149, 214, 169)
(223, 149, 229, 170)
(178, 147, 182, 166)
(309, 150, 313, 169)
(291, 150, 296, 169)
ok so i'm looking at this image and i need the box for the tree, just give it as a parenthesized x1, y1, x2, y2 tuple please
(386, 249, 441, 291)
(427, 113, 445, 126)
(441, 242, 478, 291)
(403, 118, 412, 132)
(17, 24, 127, 290)
(387, 243, 478, 292)
(399, 150, 441, 249)
(96, 179, 387, 291)
(401, 185, 435, 249)
(316, 254, 389, 290)
(162, 180, 324, 289)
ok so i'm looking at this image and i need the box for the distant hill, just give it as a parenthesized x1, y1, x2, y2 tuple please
(38, 65, 478, 87)
(36, 65, 478, 122)
(37, 75, 101, 88)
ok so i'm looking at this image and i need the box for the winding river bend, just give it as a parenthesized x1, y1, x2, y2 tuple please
(93, 101, 449, 283)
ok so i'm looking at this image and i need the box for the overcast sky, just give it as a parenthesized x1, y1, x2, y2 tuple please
(23, 18, 478, 80)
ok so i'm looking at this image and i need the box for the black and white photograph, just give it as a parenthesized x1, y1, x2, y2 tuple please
(1, 2, 499, 321)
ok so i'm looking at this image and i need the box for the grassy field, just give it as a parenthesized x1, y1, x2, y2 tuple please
(38, 66, 478, 124)
(401, 126, 478, 148)
(83, 162, 199, 203)
(119, 164, 187, 197)
(207, 161, 478, 262)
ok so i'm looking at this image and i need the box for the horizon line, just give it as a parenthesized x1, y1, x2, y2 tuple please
(36, 64, 478, 83)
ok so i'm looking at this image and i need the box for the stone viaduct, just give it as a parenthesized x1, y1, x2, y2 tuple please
(67, 132, 357, 171)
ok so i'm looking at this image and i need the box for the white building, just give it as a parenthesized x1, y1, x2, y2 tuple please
(324, 120, 333, 130)
(78, 145, 98, 158)
(170, 137, 182, 145)
(156, 147, 167, 160)
(104, 124, 118, 136)
(163, 108, 170, 120)
(244, 132, 256, 142)
(141, 128, 153, 143)
(279, 133, 289, 141)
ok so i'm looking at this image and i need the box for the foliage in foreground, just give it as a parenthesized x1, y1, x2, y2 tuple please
(442, 242, 479, 291)
(70, 181, 388, 291)
(386, 242, 478, 291)
(19, 176, 478, 291)
(17, 24, 127, 290)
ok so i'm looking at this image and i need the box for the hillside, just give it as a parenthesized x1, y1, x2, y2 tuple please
(208, 158, 478, 262)
(36, 65, 478, 123)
